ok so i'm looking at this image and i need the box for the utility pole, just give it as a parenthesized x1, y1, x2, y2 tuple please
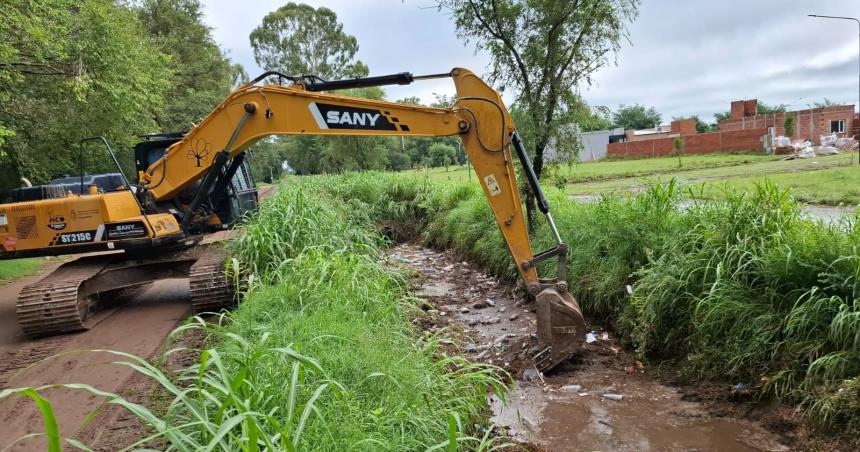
(808, 14, 860, 164)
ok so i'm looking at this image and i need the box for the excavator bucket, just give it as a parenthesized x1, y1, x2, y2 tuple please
(533, 288, 587, 372)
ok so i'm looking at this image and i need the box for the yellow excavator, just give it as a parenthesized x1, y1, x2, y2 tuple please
(0, 68, 585, 371)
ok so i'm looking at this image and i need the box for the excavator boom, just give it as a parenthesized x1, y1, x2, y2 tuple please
(140, 67, 583, 371)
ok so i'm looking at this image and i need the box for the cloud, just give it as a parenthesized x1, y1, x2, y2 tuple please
(201, 0, 860, 118)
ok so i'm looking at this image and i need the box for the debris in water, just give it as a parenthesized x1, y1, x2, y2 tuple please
(523, 368, 542, 382)
(560, 384, 582, 393)
(603, 394, 624, 401)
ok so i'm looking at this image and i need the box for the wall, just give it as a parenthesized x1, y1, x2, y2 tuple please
(719, 105, 855, 144)
(607, 127, 767, 157)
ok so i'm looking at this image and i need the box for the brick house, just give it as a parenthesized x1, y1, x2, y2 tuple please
(719, 99, 856, 145)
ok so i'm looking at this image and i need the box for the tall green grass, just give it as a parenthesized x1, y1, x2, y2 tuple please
(306, 172, 860, 432)
(2, 181, 508, 450)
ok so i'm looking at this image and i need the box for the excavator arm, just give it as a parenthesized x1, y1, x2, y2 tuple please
(142, 68, 585, 371)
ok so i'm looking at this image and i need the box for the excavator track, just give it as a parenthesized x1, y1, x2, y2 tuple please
(16, 256, 112, 337)
(189, 245, 235, 313)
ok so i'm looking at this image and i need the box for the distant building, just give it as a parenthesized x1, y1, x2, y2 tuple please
(544, 127, 625, 162)
(719, 99, 856, 145)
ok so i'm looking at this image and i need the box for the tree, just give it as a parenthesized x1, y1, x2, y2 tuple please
(672, 115, 710, 133)
(813, 98, 838, 108)
(281, 87, 397, 174)
(581, 105, 614, 132)
(137, 0, 234, 131)
(713, 111, 731, 122)
(230, 63, 250, 88)
(612, 104, 661, 130)
(428, 143, 457, 170)
(248, 137, 291, 183)
(672, 136, 684, 168)
(250, 3, 367, 79)
(756, 102, 787, 114)
(783, 112, 795, 138)
(0, 0, 170, 196)
(439, 0, 639, 220)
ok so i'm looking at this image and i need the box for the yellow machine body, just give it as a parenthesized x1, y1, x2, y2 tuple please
(0, 190, 180, 258)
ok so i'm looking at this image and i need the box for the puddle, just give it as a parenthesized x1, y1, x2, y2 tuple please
(390, 243, 793, 451)
(492, 381, 788, 451)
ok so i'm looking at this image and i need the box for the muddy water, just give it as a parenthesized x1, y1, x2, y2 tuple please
(391, 243, 790, 452)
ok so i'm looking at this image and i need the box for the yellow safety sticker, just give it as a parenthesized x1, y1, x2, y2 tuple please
(484, 174, 502, 197)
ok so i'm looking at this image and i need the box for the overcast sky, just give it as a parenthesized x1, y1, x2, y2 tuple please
(203, 0, 860, 123)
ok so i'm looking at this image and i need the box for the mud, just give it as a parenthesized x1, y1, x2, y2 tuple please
(0, 185, 275, 450)
(0, 279, 191, 451)
(390, 243, 797, 452)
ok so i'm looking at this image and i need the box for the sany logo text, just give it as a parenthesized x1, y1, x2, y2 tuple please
(325, 111, 380, 127)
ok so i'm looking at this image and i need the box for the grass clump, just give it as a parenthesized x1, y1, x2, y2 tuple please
(308, 172, 860, 432)
(3, 180, 507, 450)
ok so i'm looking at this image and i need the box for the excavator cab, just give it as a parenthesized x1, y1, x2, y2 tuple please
(133, 133, 258, 229)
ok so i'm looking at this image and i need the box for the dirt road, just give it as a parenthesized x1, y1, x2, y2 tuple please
(0, 186, 276, 450)
(0, 277, 190, 450)
(391, 243, 806, 451)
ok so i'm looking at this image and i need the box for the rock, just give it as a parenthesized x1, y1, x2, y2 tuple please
(465, 343, 477, 353)
(509, 313, 519, 321)
(472, 300, 488, 309)
(523, 368, 542, 382)
(460, 307, 470, 314)
(426, 309, 439, 315)
(560, 384, 582, 393)
(486, 299, 496, 307)
(468, 318, 479, 326)
(499, 307, 507, 313)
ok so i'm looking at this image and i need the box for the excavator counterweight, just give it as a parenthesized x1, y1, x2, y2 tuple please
(0, 68, 585, 371)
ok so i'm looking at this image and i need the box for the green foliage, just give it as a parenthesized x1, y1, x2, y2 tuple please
(612, 103, 661, 130)
(673, 115, 712, 133)
(305, 172, 860, 431)
(0, 258, 42, 280)
(581, 105, 615, 132)
(784, 112, 795, 137)
(428, 143, 457, 170)
(248, 137, 291, 183)
(250, 2, 367, 79)
(814, 98, 839, 108)
(757, 101, 788, 114)
(442, 0, 640, 180)
(136, 0, 235, 131)
(713, 111, 731, 123)
(0, 0, 171, 195)
(6, 178, 508, 450)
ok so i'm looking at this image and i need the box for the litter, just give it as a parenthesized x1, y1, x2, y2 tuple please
(586, 331, 598, 343)
(818, 146, 839, 155)
(560, 384, 582, 393)
(602, 393, 624, 401)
